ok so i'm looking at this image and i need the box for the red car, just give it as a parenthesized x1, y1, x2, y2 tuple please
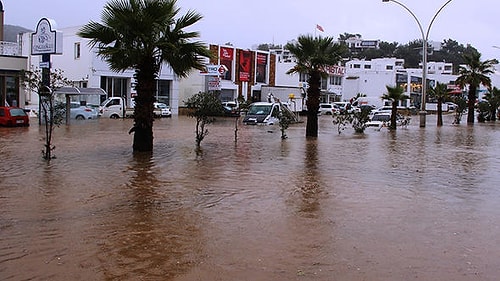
(0, 106, 30, 127)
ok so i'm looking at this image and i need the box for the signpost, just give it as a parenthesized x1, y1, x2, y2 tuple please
(31, 18, 63, 124)
(200, 64, 227, 93)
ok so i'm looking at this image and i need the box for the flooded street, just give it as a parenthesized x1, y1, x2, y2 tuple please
(1, 114, 500, 280)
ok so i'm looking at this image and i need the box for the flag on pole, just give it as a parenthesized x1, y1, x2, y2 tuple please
(316, 24, 324, 32)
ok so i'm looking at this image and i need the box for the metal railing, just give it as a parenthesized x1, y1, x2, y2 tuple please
(0, 41, 21, 56)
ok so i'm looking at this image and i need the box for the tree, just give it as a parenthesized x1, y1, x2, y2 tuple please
(451, 95, 467, 124)
(428, 82, 450, 126)
(381, 85, 409, 130)
(78, 0, 211, 152)
(285, 35, 347, 137)
(456, 52, 497, 124)
(21, 68, 71, 160)
(185, 92, 224, 148)
(483, 87, 500, 121)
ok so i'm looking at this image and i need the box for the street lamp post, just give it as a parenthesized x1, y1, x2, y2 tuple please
(382, 0, 454, 127)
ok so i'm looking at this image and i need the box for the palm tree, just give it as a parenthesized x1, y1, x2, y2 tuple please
(381, 85, 409, 130)
(456, 52, 497, 124)
(285, 35, 346, 137)
(78, 0, 211, 152)
(428, 82, 450, 126)
(483, 87, 500, 121)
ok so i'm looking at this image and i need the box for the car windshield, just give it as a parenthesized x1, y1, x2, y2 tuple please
(247, 105, 272, 115)
(372, 114, 391, 121)
(156, 103, 167, 109)
(9, 108, 27, 117)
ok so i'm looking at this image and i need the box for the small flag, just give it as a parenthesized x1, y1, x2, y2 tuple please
(316, 24, 324, 32)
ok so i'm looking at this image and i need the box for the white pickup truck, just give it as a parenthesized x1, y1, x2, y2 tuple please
(99, 97, 134, 118)
(99, 97, 170, 118)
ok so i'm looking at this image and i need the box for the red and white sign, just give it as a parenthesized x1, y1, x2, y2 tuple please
(208, 76, 221, 91)
(200, 64, 227, 76)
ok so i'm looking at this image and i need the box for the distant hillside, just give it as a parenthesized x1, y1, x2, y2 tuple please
(3, 24, 32, 42)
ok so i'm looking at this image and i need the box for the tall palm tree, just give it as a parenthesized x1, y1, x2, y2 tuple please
(78, 0, 211, 152)
(456, 52, 497, 124)
(381, 85, 409, 130)
(428, 82, 450, 126)
(285, 35, 346, 137)
(483, 87, 500, 121)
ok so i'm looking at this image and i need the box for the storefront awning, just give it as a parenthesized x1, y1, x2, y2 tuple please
(54, 87, 107, 96)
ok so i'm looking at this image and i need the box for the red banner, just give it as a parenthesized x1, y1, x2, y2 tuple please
(220, 47, 234, 80)
(239, 50, 252, 82)
(256, 53, 267, 83)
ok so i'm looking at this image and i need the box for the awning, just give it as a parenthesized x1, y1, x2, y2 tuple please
(54, 87, 107, 96)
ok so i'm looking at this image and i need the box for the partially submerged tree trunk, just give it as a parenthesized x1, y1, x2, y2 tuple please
(132, 62, 156, 152)
(467, 85, 477, 124)
(305, 71, 321, 137)
(437, 99, 443, 126)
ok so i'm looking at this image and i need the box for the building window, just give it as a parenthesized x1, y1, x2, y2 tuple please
(299, 73, 308, 82)
(353, 64, 361, 69)
(156, 80, 171, 105)
(321, 77, 328, 90)
(329, 76, 342, 86)
(100, 76, 129, 103)
(386, 65, 393, 70)
(74, 42, 81, 59)
(364, 64, 371, 69)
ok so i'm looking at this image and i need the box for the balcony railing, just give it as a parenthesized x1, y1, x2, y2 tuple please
(0, 41, 21, 56)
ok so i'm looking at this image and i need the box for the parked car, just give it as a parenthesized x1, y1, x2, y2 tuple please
(153, 102, 172, 118)
(222, 101, 238, 109)
(0, 106, 30, 127)
(366, 112, 404, 128)
(70, 102, 95, 120)
(318, 103, 339, 115)
(366, 113, 391, 128)
(221, 101, 239, 117)
(445, 102, 457, 111)
(333, 101, 355, 114)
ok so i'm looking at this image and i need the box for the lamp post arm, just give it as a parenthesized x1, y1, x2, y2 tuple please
(387, 0, 425, 40)
(426, 0, 454, 40)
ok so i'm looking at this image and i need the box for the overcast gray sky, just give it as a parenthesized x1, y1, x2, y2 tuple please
(4, 0, 499, 59)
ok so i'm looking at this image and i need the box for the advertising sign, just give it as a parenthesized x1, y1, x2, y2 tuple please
(239, 50, 252, 82)
(31, 18, 63, 55)
(208, 76, 221, 91)
(256, 53, 267, 83)
(219, 47, 233, 80)
(200, 64, 227, 76)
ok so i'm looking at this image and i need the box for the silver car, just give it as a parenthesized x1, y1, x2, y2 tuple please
(70, 102, 95, 120)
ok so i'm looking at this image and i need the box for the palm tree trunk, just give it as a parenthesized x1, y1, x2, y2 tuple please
(132, 66, 156, 152)
(437, 99, 443, 126)
(467, 86, 476, 124)
(390, 103, 397, 130)
(305, 71, 321, 137)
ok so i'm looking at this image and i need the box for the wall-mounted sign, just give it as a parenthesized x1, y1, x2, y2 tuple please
(31, 18, 63, 55)
(200, 64, 227, 76)
(207, 76, 221, 91)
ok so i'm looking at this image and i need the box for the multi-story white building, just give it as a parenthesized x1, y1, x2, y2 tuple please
(20, 25, 179, 113)
(342, 57, 458, 107)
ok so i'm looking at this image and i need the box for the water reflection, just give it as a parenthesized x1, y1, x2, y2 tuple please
(295, 139, 322, 216)
(96, 152, 204, 280)
(1, 116, 500, 280)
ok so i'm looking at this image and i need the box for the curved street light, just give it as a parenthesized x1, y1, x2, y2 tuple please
(382, 0, 454, 127)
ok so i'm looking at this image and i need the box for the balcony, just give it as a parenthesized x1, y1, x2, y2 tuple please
(0, 41, 21, 56)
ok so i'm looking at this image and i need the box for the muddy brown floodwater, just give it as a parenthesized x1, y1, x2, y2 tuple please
(1, 114, 500, 281)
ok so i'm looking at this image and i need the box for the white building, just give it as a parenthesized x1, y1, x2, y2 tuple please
(342, 57, 459, 107)
(20, 25, 179, 114)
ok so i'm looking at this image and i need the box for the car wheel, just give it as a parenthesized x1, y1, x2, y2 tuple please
(76, 115, 85, 120)
(110, 114, 119, 119)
